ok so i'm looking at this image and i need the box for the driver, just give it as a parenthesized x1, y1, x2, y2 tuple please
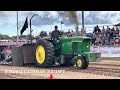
(51, 26, 61, 47)
(51, 26, 61, 41)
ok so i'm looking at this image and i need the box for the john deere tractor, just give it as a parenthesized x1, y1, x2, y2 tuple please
(34, 36, 100, 69)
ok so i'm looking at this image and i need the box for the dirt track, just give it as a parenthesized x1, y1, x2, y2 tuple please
(0, 60, 120, 79)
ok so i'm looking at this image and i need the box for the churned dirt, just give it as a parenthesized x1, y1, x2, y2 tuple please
(0, 59, 120, 79)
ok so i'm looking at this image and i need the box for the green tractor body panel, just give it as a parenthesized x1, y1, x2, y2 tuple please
(82, 52, 101, 62)
(59, 36, 90, 54)
(58, 36, 101, 62)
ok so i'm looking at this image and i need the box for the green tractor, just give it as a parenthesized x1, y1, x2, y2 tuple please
(34, 36, 100, 69)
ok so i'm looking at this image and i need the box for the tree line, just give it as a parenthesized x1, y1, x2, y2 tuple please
(0, 33, 31, 40)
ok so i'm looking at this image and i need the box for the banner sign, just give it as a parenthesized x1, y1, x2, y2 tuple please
(90, 46, 120, 57)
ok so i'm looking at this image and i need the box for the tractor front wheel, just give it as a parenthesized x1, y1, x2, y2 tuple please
(74, 56, 89, 69)
(83, 56, 89, 69)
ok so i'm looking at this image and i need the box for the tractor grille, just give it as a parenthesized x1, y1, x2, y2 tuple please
(82, 40, 90, 52)
(72, 42, 78, 53)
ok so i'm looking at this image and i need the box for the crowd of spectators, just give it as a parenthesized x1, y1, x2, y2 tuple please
(38, 25, 120, 46)
(89, 25, 120, 46)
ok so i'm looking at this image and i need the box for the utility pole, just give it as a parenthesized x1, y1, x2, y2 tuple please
(82, 11, 84, 36)
(61, 23, 62, 30)
(17, 11, 19, 41)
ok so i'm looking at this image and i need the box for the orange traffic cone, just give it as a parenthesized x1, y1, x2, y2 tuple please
(50, 74, 53, 79)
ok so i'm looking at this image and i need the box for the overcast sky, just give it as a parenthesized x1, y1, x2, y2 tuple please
(0, 11, 120, 36)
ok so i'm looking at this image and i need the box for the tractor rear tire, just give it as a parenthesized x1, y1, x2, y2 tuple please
(33, 39, 55, 68)
(75, 56, 89, 69)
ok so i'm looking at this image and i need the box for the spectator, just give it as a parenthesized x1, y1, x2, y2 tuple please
(93, 25, 99, 34)
(98, 28, 101, 34)
(40, 31, 44, 38)
(109, 29, 114, 39)
(40, 31, 47, 38)
(71, 30, 74, 36)
(112, 27, 116, 37)
(116, 27, 119, 36)
(105, 39, 109, 45)
(49, 31, 52, 37)
(102, 26, 105, 34)
(67, 30, 72, 37)
(106, 26, 109, 35)
(101, 36, 105, 45)
(109, 39, 114, 45)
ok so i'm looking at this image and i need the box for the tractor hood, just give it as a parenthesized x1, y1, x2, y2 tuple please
(60, 36, 91, 42)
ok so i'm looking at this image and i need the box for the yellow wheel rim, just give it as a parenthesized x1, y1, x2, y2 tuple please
(36, 45, 45, 64)
(77, 59, 82, 67)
